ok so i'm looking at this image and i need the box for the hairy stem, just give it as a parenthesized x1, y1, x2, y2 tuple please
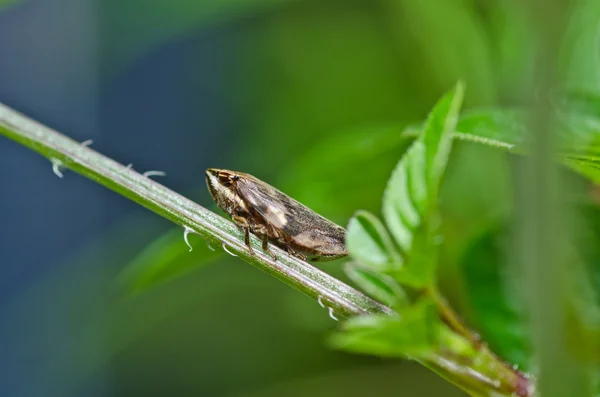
(0, 102, 390, 318)
(0, 102, 530, 397)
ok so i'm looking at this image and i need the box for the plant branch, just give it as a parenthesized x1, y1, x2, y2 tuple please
(0, 102, 531, 397)
(0, 102, 390, 319)
(427, 286, 532, 396)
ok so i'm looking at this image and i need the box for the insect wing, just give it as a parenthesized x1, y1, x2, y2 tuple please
(235, 175, 304, 232)
(235, 175, 346, 258)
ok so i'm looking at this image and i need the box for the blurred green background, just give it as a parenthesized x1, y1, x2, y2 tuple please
(1, 0, 599, 396)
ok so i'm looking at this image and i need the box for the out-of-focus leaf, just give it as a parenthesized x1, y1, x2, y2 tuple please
(382, 83, 464, 287)
(402, 108, 528, 153)
(462, 204, 600, 373)
(346, 211, 401, 272)
(455, 108, 528, 151)
(329, 298, 439, 358)
(117, 227, 221, 294)
(568, 205, 600, 367)
(486, 1, 535, 101)
(438, 143, 512, 298)
(279, 124, 412, 221)
(344, 262, 407, 308)
(460, 226, 531, 371)
(560, 0, 600, 90)
(577, 205, 600, 306)
(444, 90, 600, 183)
(559, 90, 600, 120)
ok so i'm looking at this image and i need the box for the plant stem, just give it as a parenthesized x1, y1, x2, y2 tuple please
(0, 102, 390, 319)
(0, 102, 530, 397)
(429, 285, 480, 344)
(428, 285, 532, 396)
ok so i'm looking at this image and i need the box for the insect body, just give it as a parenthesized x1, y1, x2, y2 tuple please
(205, 168, 347, 261)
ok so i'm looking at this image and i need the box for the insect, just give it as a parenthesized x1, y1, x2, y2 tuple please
(205, 168, 347, 261)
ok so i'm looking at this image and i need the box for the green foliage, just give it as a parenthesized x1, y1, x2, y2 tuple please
(454, 90, 600, 183)
(459, 205, 600, 378)
(460, 226, 531, 370)
(115, 80, 600, 394)
(337, 83, 464, 360)
(346, 211, 401, 272)
(382, 83, 464, 287)
(560, 0, 600, 90)
(455, 108, 527, 151)
(401, 90, 600, 185)
(337, 82, 600, 394)
(278, 125, 412, 219)
(344, 263, 407, 308)
(329, 298, 439, 358)
(6, 1, 600, 395)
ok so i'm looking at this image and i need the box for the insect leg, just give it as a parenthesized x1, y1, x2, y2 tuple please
(261, 234, 277, 261)
(261, 234, 268, 250)
(243, 226, 254, 255)
(253, 223, 277, 260)
(232, 215, 254, 255)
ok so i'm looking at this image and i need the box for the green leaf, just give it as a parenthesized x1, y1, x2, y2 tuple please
(344, 262, 407, 308)
(278, 124, 412, 219)
(403, 89, 600, 184)
(461, 204, 600, 373)
(460, 226, 531, 371)
(117, 227, 221, 294)
(346, 210, 401, 271)
(382, 141, 426, 253)
(382, 83, 464, 287)
(453, 90, 600, 183)
(559, 90, 600, 120)
(455, 108, 528, 152)
(423, 81, 465, 189)
(329, 298, 439, 358)
(560, 0, 600, 90)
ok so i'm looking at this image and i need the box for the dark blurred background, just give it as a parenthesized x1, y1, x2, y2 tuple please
(0, 0, 597, 396)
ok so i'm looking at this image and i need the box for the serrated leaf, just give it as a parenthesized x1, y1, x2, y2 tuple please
(423, 82, 465, 189)
(398, 89, 600, 185)
(393, 226, 439, 288)
(382, 83, 464, 287)
(346, 210, 401, 271)
(382, 141, 427, 253)
(453, 90, 600, 183)
(329, 298, 439, 358)
(456, 108, 528, 151)
(344, 262, 407, 308)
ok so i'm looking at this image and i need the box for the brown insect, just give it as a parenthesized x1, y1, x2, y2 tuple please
(205, 168, 347, 261)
